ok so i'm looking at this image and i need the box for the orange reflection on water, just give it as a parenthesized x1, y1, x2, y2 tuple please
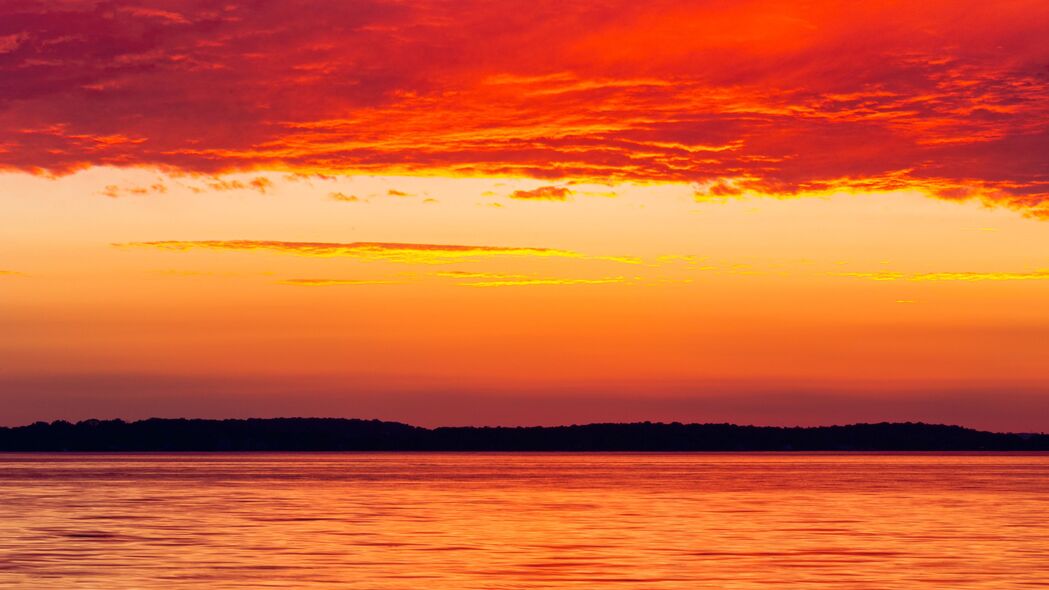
(1, 453, 1047, 589)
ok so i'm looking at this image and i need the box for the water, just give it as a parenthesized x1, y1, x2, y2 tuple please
(1, 453, 1047, 589)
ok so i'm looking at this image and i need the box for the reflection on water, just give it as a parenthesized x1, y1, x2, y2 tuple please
(1, 453, 1047, 589)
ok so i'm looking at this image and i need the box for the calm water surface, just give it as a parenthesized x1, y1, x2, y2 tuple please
(1, 453, 1047, 589)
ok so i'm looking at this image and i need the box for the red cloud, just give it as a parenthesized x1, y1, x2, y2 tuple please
(1, 0, 1047, 215)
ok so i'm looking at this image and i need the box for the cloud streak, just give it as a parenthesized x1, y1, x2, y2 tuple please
(1, 1, 1047, 215)
(277, 272, 629, 286)
(459, 277, 627, 287)
(840, 271, 1049, 282)
(509, 186, 573, 201)
(435, 271, 531, 280)
(328, 192, 361, 202)
(117, 239, 635, 264)
(278, 278, 399, 286)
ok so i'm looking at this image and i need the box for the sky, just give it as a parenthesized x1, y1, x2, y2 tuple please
(1, 1, 1048, 430)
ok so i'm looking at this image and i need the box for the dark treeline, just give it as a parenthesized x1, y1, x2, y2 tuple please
(1, 418, 1047, 451)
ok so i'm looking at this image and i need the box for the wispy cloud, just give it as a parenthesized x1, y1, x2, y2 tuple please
(329, 192, 361, 202)
(204, 177, 273, 194)
(509, 186, 573, 201)
(460, 277, 627, 287)
(434, 271, 531, 280)
(117, 240, 638, 265)
(840, 271, 1049, 282)
(433, 270, 633, 287)
(100, 183, 167, 198)
(278, 278, 400, 286)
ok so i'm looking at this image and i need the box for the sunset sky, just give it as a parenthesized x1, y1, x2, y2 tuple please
(2, 0, 1048, 430)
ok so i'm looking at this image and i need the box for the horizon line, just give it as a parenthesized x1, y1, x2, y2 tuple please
(6, 417, 1047, 437)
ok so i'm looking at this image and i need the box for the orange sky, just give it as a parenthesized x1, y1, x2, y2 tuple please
(2, 1, 1048, 430)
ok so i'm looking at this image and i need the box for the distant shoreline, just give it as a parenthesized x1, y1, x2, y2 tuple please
(2, 418, 1047, 452)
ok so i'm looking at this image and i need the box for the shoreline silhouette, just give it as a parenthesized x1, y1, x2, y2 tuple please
(1, 418, 1047, 451)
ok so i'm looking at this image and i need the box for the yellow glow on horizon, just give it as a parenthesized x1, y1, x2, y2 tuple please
(2, 167, 1048, 428)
